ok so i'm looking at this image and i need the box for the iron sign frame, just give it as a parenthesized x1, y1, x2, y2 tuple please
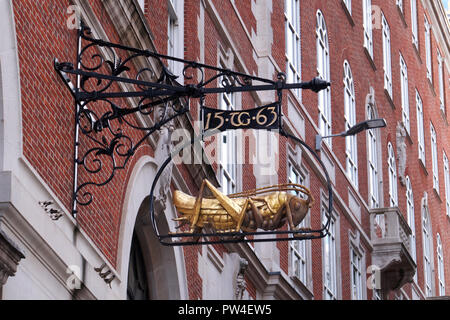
(54, 21, 332, 246)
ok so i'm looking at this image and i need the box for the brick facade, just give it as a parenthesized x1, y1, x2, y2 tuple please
(1, 0, 449, 300)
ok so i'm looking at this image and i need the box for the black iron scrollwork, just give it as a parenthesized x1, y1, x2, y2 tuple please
(55, 22, 190, 215)
(54, 21, 330, 222)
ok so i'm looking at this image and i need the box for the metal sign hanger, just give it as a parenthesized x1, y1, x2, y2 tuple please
(54, 21, 332, 246)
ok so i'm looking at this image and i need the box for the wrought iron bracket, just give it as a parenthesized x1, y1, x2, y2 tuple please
(54, 21, 331, 245)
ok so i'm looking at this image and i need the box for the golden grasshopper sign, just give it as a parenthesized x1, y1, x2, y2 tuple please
(53, 20, 332, 246)
(167, 102, 317, 244)
(146, 94, 334, 246)
(173, 180, 314, 236)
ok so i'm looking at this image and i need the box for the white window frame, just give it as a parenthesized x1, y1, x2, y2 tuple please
(316, 10, 332, 145)
(438, 50, 445, 113)
(167, 0, 184, 82)
(322, 203, 339, 300)
(350, 245, 364, 300)
(344, 61, 358, 189)
(397, 0, 403, 13)
(363, 0, 373, 58)
(382, 14, 392, 97)
(437, 234, 446, 296)
(444, 152, 450, 217)
(388, 142, 398, 207)
(411, 0, 418, 48)
(168, 1, 177, 71)
(137, 0, 145, 11)
(400, 54, 410, 134)
(406, 176, 417, 282)
(416, 90, 425, 165)
(285, 0, 302, 99)
(343, 0, 352, 14)
(425, 16, 432, 82)
(219, 78, 237, 195)
(422, 207, 433, 297)
(367, 105, 380, 209)
(430, 123, 439, 193)
(288, 162, 308, 283)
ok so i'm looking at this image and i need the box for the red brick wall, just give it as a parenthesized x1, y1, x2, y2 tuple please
(13, 0, 450, 299)
(13, 0, 152, 266)
(13, 0, 198, 270)
(14, 0, 76, 215)
(298, 0, 450, 299)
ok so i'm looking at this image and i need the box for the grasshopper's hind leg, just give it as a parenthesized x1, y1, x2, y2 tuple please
(189, 179, 207, 233)
(202, 180, 242, 223)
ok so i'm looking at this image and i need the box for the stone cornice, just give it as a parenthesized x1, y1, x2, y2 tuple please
(0, 229, 24, 286)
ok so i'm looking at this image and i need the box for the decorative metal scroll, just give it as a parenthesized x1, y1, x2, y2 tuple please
(54, 21, 332, 245)
(54, 22, 190, 216)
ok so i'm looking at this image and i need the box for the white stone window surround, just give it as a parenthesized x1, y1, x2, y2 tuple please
(436, 234, 446, 296)
(382, 14, 392, 98)
(219, 78, 238, 195)
(349, 230, 366, 300)
(416, 90, 426, 165)
(387, 142, 398, 207)
(444, 152, 450, 217)
(362, 0, 373, 58)
(137, 0, 145, 12)
(400, 53, 410, 134)
(343, 60, 358, 190)
(422, 202, 434, 297)
(321, 192, 341, 300)
(405, 176, 418, 282)
(438, 50, 445, 113)
(343, 0, 351, 14)
(425, 16, 432, 82)
(430, 122, 439, 193)
(287, 160, 309, 284)
(316, 10, 332, 147)
(367, 102, 382, 209)
(167, 0, 184, 84)
(411, 0, 418, 48)
(285, 0, 302, 99)
(216, 46, 242, 195)
(397, 0, 403, 13)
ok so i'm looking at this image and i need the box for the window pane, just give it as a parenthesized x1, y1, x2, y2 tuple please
(344, 61, 358, 188)
(317, 11, 332, 144)
(400, 55, 410, 133)
(323, 208, 337, 299)
(285, 0, 301, 98)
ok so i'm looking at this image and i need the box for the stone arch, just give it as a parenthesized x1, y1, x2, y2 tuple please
(116, 155, 188, 299)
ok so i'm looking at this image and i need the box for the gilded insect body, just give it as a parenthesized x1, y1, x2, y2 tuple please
(172, 179, 313, 235)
